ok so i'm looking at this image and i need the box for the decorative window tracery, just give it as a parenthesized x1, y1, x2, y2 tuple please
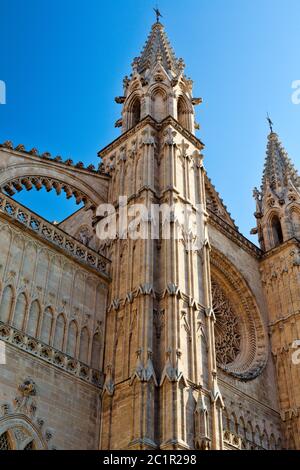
(212, 280, 241, 366)
(0, 428, 38, 451)
(210, 249, 268, 381)
(0, 432, 12, 450)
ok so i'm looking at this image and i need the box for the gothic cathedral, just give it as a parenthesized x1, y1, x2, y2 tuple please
(0, 19, 299, 451)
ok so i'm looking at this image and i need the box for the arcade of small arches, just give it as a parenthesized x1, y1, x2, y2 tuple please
(124, 89, 194, 133)
(2, 175, 95, 211)
(0, 285, 103, 370)
(0, 145, 110, 215)
(222, 409, 282, 450)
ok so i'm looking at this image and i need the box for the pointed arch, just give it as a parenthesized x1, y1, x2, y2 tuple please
(222, 407, 230, 431)
(40, 307, 54, 344)
(269, 433, 276, 450)
(261, 430, 269, 449)
(53, 313, 66, 351)
(238, 416, 246, 438)
(20, 242, 37, 285)
(151, 87, 167, 122)
(290, 206, 300, 238)
(277, 436, 282, 450)
(66, 320, 78, 357)
(131, 97, 141, 127)
(287, 430, 296, 449)
(79, 327, 90, 364)
(254, 424, 262, 446)
(0, 285, 14, 324)
(246, 421, 253, 442)
(125, 92, 142, 130)
(91, 332, 102, 370)
(12, 292, 27, 330)
(0, 431, 13, 450)
(0, 225, 12, 274)
(270, 213, 283, 247)
(229, 412, 238, 434)
(26, 300, 41, 337)
(177, 95, 191, 130)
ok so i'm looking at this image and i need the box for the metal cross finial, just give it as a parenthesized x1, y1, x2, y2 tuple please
(267, 113, 274, 133)
(153, 6, 163, 23)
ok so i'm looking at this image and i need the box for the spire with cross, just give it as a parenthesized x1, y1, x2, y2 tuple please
(153, 6, 163, 23)
(267, 114, 274, 133)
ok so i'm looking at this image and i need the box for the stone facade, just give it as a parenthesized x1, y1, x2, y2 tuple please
(0, 19, 299, 450)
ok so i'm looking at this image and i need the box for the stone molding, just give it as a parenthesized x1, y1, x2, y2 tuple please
(98, 115, 204, 160)
(208, 209, 262, 258)
(0, 321, 104, 388)
(107, 283, 204, 313)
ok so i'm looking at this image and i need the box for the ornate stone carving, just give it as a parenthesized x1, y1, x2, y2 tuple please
(77, 227, 92, 247)
(14, 378, 37, 414)
(130, 348, 158, 385)
(103, 364, 115, 396)
(212, 281, 241, 366)
(211, 249, 268, 381)
(160, 349, 186, 385)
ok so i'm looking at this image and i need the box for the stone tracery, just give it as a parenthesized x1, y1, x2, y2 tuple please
(211, 248, 268, 380)
(0, 431, 11, 450)
(212, 280, 241, 366)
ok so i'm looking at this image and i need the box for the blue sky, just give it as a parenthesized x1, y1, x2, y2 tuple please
(0, 0, 299, 241)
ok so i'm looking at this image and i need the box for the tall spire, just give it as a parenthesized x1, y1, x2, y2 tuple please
(115, 18, 202, 134)
(252, 128, 300, 251)
(261, 131, 300, 193)
(135, 21, 184, 76)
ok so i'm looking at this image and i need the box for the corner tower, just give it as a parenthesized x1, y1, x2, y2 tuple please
(99, 18, 223, 450)
(253, 127, 300, 449)
(253, 129, 300, 251)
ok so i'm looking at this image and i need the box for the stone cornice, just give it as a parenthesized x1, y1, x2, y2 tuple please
(269, 310, 300, 330)
(0, 142, 109, 180)
(159, 116, 204, 149)
(107, 284, 205, 313)
(261, 237, 300, 261)
(218, 376, 281, 417)
(98, 116, 158, 158)
(208, 209, 262, 258)
(98, 115, 204, 158)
